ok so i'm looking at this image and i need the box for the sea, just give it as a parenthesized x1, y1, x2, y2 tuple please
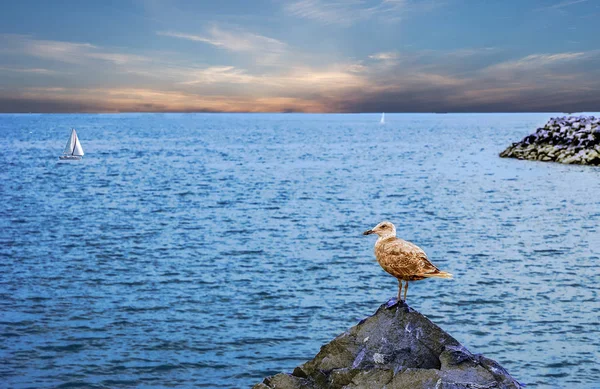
(0, 113, 599, 388)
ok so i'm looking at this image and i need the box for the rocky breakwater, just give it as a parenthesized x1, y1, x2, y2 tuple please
(500, 115, 600, 165)
(254, 301, 522, 389)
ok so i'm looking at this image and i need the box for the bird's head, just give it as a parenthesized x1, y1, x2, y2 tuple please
(363, 221, 396, 239)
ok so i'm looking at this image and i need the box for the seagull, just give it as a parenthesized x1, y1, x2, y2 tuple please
(363, 221, 452, 302)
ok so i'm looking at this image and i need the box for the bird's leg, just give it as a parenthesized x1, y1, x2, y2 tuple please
(386, 280, 403, 309)
(397, 280, 403, 302)
(404, 281, 409, 302)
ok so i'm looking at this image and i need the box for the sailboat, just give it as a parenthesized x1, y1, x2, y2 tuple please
(380, 112, 385, 124)
(59, 128, 84, 160)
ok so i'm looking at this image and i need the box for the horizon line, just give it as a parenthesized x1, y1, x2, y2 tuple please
(0, 110, 592, 115)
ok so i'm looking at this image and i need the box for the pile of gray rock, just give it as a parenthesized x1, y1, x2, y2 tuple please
(254, 301, 522, 389)
(500, 115, 600, 165)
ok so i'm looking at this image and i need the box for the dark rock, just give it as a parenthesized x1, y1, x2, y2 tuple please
(500, 115, 600, 165)
(254, 302, 522, 389)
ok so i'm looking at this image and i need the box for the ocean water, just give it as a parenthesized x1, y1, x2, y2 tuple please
(0, 113, 599, 389)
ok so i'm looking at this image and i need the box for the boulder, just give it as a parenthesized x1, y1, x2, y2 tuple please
(500, 116, 600, 165)
(254, 301, 522, 389)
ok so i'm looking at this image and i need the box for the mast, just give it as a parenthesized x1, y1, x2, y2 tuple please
(71, 130, 77, 156)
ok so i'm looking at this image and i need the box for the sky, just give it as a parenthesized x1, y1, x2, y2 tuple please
(0, 0, 599, 113)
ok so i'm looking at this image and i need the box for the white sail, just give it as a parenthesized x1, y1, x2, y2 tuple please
(72, 130, 84, 156)
(62, 129, 84, 157)
(63, 129, 75, 155)
(380, 112, 385, 124)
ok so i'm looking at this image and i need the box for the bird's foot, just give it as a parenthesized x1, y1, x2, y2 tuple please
(386, 298, 402, 309)
(386, 298, 409, 310)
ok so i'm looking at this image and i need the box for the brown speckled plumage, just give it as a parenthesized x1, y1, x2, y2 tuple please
(364, 221, 452, 301)
(375, 237, 441, 281)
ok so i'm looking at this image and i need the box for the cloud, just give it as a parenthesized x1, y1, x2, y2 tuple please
(273, 66, 366, 90)
(284, 0, 371, 26)
(1, 30, 599, 113)
(482, 52, 588, 76)
(0, 86, 327, 113)
(0, 33, 366, 99)
(0, 57, 369, 112)
(0, 67, 58, 75)
(158, 26, 287, 54)
(178, 66, 258, 85)
(19, 87, 67, 93)
(546, 0, 589, 9)
(85, 52, 148, 65)
(156, 31, 218, 45)
(328, 49, 600, 112)
(368, 51, 399, 61)
(21, 40, 96, 63)
(0, 34, 149, 66)
(157, 26, 289, 66)
(172, 63, 367, 98)
(283, 0, 439, 26)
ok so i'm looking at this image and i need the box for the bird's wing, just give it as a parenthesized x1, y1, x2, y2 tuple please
(379, 238, 440, 277)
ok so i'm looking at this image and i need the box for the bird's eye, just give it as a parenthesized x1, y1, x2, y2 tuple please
(381, 225, 387, 228)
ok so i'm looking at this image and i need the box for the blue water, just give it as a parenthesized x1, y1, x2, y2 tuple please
(0, 113, 599, 389)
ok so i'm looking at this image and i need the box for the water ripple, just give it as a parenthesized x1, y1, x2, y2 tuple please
(0, 113, 599, 388)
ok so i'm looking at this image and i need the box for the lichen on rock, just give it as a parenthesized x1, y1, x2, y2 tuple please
(254, 301, 522, 389)
(500, 116, 600, 165)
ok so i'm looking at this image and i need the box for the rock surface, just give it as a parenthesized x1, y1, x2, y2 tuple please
(254, 300, 522, 389)
(500, 115, 600, 165)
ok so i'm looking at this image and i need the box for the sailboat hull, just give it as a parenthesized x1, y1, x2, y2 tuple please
(59, 155, 82, 160)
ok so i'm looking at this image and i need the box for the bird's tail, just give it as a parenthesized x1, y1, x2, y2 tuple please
(422, 270, 453, 279)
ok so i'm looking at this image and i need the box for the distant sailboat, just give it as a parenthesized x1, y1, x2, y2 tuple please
(380, 112, 385, 124)
(59, 129, 84, 160)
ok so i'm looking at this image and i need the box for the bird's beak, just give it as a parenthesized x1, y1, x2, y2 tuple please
(363, 230, 374, 235)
